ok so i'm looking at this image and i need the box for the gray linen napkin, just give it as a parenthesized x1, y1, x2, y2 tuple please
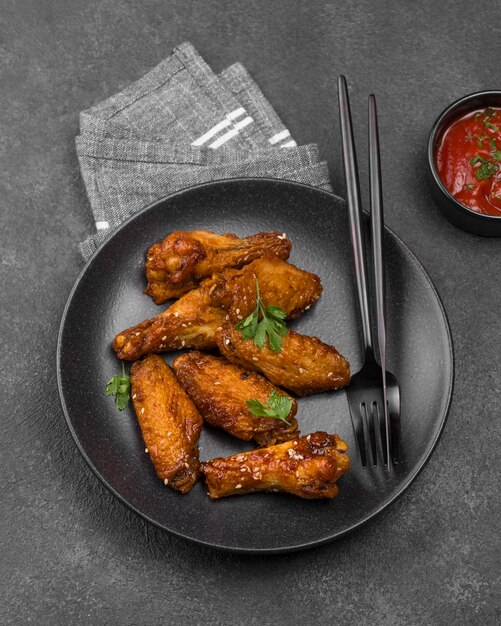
(77, 42, 332, 259)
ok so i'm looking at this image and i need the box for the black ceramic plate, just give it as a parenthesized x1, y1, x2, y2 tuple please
(57, 179, 453, 553)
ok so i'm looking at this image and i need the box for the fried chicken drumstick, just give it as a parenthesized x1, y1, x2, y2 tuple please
(130, 355, 203, 493)
(173, 351, 299, 447)
(114, 258, 322, 360)
(216, 325, 350, 396)
(145, 230, 292, 303)
(202, 432, 349, 499)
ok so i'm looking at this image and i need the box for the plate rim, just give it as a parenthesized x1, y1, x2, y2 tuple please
(56, 177, 455, 554)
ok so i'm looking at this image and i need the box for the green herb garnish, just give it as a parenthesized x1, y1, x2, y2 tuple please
(246, 390, 293, 424)
(470, 156, 488, 165)
(483, 119, 499, 132)
(489, 138, 497, 151)
(234, 279, 288, 352)
(476, 107, 495, 120)
(474, 134, 489, 147)
(492, 151, 501, 161)
(463, 184, 475, 190)
(470, 154, 499, 179)
(105, 362, 131, 410)
(472, 159, 499, 180)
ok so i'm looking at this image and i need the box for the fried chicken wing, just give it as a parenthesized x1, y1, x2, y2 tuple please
(173, 351, 299, 446)
(145, 230, 292, 303)
(202, 432, 349, 499)
(216, 326, 351, 396)
(207, 256, 322, 321)
(130, 355, 203, 493)
(113, 258, 322, 361)
(114, 286, 226, 360)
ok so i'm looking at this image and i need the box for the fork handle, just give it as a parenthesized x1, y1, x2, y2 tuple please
(369, 93, 391, 466)
(368, 94, 386, 362)
(338, 75, 373, 354)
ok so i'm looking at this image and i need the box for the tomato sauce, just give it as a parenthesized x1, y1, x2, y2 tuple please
(436, 107, 501, 216)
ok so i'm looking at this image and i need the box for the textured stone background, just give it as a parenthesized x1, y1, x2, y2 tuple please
(1, 1, 499, 624)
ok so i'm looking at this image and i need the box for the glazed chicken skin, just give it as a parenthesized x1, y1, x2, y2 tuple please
(145, 230, 292, 303)
(216, 326, 350, 396)
(173, 351, 299, 447)
(130, 355, 203, 493)
(207, 256, 322, 321)
(202, 432, 349, 499)
(113, 257, 322, 361)
(114, 286, 226, 360)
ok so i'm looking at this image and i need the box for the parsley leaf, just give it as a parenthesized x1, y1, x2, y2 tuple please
(463, 184, 475, 190)
(246, 390, 293, 424)
(474, 134, 489, 147)
(484, 119, 499, 132)
(470, 156, 488, 165)
(476, 162, 498, 180)
(105, 362, 131, 411)
(234, 279, 288, 352)
(476, 107, 495, 120)
(470, 155, 499, 180)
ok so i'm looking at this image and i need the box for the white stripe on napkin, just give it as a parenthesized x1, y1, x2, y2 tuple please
(233, 116, 253, 130)
(192, 118, 232, 146)
(209, 127, 240, 149)
(281, 140, 298, 147)
(96, 221, 109, 230)
(226, 107, 246, 120)
(268, 129, 291, 145)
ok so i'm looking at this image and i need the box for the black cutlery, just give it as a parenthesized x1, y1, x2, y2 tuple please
(338, 75, 401, 467)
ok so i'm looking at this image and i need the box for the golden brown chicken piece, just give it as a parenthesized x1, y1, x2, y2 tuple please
(216, 326, 351, 396)
(202, 432, 349, 499)
(113, 257, 322, 361)
(130, 355, 203, 493)
(173, 351, 299, 447)
(114, 286, 226, 360)
(145, 230, 292, 303)
(206, 256, 322, 321)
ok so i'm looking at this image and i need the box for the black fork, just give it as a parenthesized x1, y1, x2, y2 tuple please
(338, 76, 401, 468)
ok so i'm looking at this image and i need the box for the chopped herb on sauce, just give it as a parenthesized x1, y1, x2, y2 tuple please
(474, 134, 489, 147)
(484, 119, 499, 132)
(470, 156, 499, 180)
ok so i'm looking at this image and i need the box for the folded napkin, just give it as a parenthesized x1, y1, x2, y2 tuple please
(77, 42, 332, 260)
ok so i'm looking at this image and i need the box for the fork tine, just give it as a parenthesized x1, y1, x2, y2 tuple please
(390, 413, 401, 463)
(367, 402, 378, 466)
(375, 402, 389, 466)
(349, 405, 367, 468)
(388, 386, 401, 463)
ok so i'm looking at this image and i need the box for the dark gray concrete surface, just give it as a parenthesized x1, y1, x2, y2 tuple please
(1, 1, 499, 624)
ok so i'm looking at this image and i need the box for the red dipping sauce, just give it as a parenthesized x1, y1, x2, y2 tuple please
(436, 107, 501, 216)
